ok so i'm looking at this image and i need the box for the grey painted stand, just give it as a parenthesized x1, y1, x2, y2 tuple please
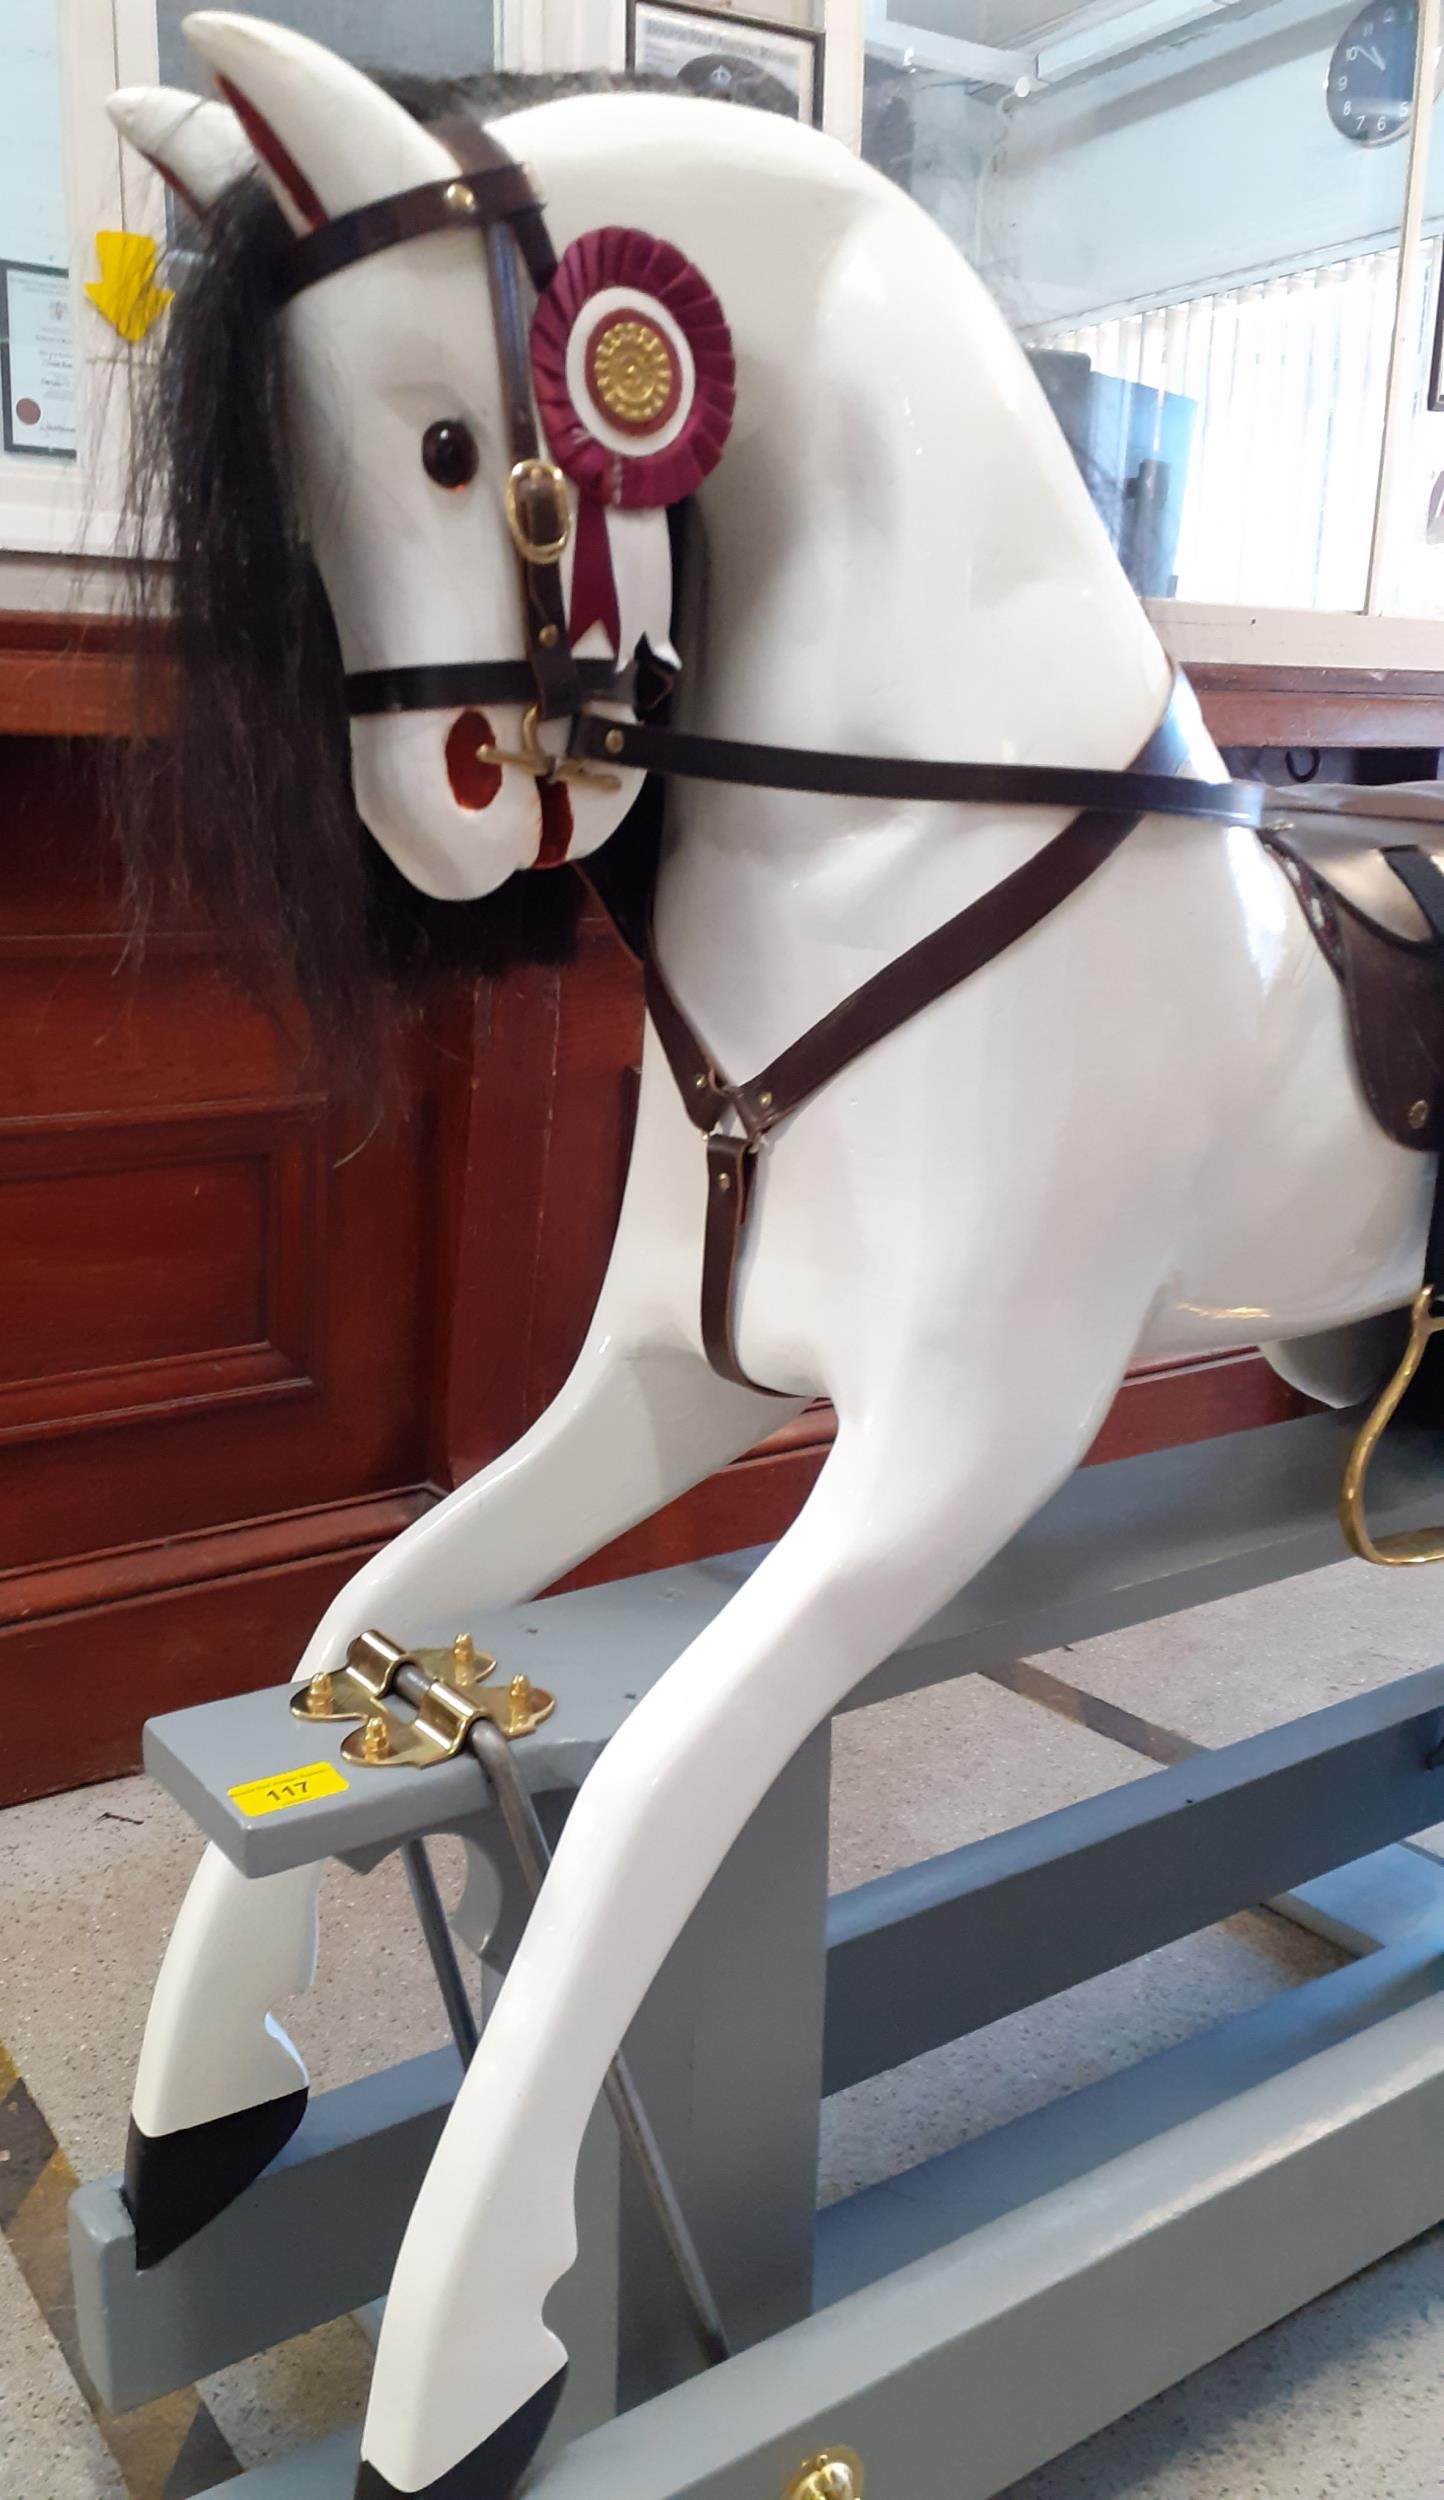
(68, 1412, 1444, 2497)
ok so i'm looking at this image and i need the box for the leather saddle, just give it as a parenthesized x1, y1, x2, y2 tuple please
(1264, 782, 1444, 1152)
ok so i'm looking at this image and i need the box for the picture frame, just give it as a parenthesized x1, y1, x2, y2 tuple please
(0, 259, 76, 460)
(1430, 251, 1444, 414)
(627, 2, 824, 129)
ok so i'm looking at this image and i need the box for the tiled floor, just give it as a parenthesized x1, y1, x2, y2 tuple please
(3, 1550, 1444, 2496)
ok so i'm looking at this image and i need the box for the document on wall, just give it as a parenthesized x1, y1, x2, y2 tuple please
(2, 265, 77, 457)
(0, 0, 76, 460)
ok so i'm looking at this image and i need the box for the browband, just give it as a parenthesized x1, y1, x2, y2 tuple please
(274, 155, 552, 303)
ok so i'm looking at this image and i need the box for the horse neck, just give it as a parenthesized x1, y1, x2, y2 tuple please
(519, 98, 1181, 1064)
(512, 94, 1172, 802)
(690, 198, 1174, 818)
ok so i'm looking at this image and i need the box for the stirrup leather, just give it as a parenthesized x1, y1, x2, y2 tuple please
(1340, 1285, 1444, 1565)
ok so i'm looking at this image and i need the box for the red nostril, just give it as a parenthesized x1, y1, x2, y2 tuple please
(446, 710, 503, 809)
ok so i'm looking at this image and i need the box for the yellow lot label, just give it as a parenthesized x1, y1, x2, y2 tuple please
(228, 1760, 350, 1818)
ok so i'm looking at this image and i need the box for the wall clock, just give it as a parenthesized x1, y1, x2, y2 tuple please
(1327, 1, 1416, 144)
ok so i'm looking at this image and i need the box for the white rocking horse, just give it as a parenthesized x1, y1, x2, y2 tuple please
(108, 16, 1444, 2494)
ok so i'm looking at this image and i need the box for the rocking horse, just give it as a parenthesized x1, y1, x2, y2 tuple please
(98, 14, 1444, 2495)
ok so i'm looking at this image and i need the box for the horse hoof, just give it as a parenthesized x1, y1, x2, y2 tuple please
(123, 2090, 308, 2269)
(353, 2368, 567, 2498)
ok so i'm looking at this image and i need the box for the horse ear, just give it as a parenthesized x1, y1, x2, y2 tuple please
(107, 89, 255, 216)
(181, 11, 455, 237)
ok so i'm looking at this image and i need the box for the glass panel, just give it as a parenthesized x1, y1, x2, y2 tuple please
(155, 0, 496, 89)
(864, 0, 1422, 609)
(1371, 227, 1444, 612)
(0, 0, 76, 467)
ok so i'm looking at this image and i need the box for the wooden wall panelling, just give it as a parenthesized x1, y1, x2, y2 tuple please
(1188, 664, 1444, 750)
(0, 724, 456, 1799)
(0, 1099, 321, 1442)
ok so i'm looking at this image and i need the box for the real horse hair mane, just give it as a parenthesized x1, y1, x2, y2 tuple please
(114, 69, 658, 1085)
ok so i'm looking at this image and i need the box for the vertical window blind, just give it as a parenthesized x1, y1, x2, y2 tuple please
(1034, 241, 1443, 611)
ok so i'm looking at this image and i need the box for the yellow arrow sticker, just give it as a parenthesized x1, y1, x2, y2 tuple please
(84, 231, 173, 344)
(228, 1760, 350, 1819)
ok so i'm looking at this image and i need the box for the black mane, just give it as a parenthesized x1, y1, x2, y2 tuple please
(115, 68, 652, 1081)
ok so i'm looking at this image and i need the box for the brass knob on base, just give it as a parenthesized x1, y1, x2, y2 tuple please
(783, 2450, 864, 2500)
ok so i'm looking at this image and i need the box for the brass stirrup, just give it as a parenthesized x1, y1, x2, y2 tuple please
(1340, 1284, 1444, 1565)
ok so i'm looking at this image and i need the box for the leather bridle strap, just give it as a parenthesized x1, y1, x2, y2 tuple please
(612, 679, 1204, 1391)
(272, 157, 546, 302)
(347, 657, 635, 718)
(276, 114, 583, 724)
(569, 709, 1265, 827)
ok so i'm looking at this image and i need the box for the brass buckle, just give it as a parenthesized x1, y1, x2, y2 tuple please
(504, 458, 570, 564)
(1340, 1284, 1444, 1565)
(477, 703, 623, 794)
(291, 1628, 554, 1768)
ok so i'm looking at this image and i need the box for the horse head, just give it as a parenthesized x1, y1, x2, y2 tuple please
(111, 13, 699, 933)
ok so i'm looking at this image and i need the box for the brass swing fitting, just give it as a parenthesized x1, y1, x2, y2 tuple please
(291, 1627, 554, 1769)
(782, 2452, 864, 2500)
(1340, 1284, 1444, 1566)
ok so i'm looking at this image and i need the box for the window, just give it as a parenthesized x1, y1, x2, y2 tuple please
(863, 0, 1444, 643)
(1033, 244, 1418, 608)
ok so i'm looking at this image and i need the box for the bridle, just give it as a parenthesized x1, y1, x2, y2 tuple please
(275, 112, 641, 783)
(269, 113, 1295, 1395)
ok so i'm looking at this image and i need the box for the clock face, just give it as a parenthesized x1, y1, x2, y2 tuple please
(1328, 1, 1416, 144)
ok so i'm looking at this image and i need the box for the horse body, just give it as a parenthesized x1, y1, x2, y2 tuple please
(112, 26, 1432, 2494)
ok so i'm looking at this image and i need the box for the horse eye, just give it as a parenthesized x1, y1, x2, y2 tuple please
(422, 419, 479, 490)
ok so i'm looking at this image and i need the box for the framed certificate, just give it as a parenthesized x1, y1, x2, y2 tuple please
(1, 260, 76, 459)
(628, 3, 824, 127)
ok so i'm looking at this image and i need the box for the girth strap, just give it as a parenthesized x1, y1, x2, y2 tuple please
(606, 678, 1201, 1392)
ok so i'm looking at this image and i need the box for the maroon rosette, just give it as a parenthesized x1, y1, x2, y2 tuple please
(531, 226, 736, 511)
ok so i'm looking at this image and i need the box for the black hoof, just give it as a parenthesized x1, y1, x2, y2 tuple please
(353, 2368, 567, 2498)
(123, 2089, 308, 2269)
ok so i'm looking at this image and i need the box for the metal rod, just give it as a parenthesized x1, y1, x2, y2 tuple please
(400, 1838, 480, 2067)
(462, 1709, 732, 2372)
(1365, 0, 1441, 610)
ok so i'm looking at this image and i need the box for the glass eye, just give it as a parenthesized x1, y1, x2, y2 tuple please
(422, 419, 479, 490)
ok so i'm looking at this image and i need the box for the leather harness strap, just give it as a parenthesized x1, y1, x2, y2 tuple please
(345, 657, 633, 720)
(278, 115, 582, 726)
(273, 157, 544, 303)
(1386, 849, 1444, 1305)
(568, 710, 1265, 828)
(593, 681, 1200, 1392)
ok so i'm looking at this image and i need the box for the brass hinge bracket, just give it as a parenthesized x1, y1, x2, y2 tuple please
(290, 1627, 555, 1769)
(781, 2451, 864, 2500)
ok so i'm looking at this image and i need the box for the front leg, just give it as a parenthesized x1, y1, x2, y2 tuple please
(127, 1307, 789, 2264)
(353, 1265, 1159, 2497)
